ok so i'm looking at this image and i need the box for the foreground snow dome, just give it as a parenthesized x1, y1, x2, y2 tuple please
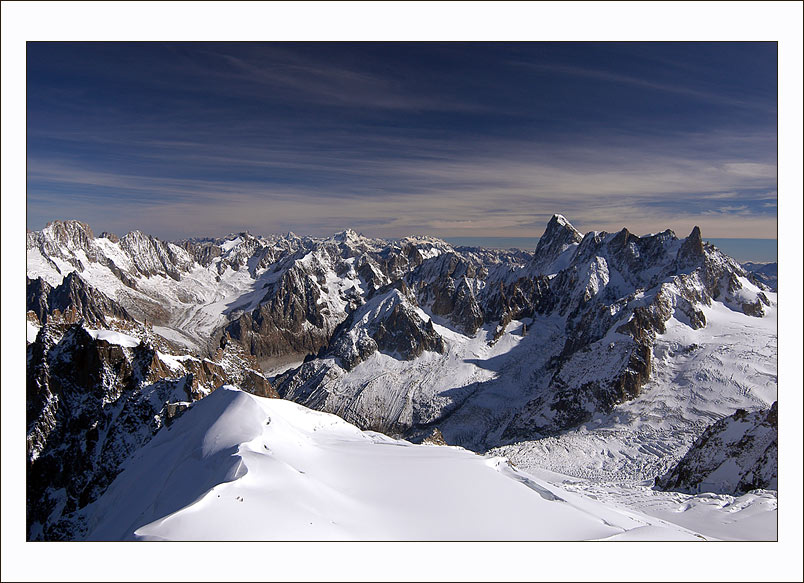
(80, 387, 706, 541)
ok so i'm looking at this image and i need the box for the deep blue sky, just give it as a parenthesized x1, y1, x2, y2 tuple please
(27, 42, 777, 245)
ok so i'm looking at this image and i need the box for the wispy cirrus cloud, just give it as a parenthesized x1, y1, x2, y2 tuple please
(509, 60, 776, 112)
(28, 126, 778, 240)
(26, 42, 778, 241)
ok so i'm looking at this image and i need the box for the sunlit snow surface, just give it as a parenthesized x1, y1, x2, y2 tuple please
(488, 297, 777, 541)
(85, 328, 141, 348)
(27, 320, 40, 343)
(492, 299, 777, 479)
(81, 387, 709, 541)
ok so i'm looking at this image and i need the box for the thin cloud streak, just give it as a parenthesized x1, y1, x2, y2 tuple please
(27, 42, 777, 241)
(28, 132, 777, 203)
(28, 139, 778, 240)
(510, 61, 775, 113)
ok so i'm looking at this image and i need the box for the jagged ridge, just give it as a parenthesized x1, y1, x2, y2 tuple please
(655, 403, 777, 495)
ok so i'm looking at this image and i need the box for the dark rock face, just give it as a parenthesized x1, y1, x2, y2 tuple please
(530, 214, 584, 273)
(27, 272, 134, 327)
(413, 252, 489, 336)
(26, 324, 189, 540)
(323, 288, 446, 372)
(427, 275, 484, 337)
(211, 341, 280, 399)
(180, 238, 222, 267)
(374, 304, 446, 362)
(26, 322, 277, 541)
(449, 278, 484, 337)
(655, 402, 778, 495)
(676, 225, 704, 267)
(225, 261, 333, 358)
(485, 275, 553, 341)
(26, 277, 51, 323)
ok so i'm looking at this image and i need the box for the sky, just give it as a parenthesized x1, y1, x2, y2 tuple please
(27, 42, 778, 247)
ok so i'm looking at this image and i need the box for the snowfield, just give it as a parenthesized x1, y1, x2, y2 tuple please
(81, 387, 710, 541)
(482, 295, 777, 541)
(85, 328, 141, 348)
(492, 298, 777, 483)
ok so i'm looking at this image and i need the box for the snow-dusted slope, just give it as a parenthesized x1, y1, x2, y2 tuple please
(276, 217, 776, 458)
(26, 321, 276, 540)
(656, 402, 777, 495)
(743, 261, 777, 292)
(490, 298, 777, 483)
(81, 387, 705, 541)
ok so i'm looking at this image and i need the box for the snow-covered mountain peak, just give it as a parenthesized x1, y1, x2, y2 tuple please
(543, 213, 582, 240)
(531, 214, 584, 274)
(42, 219, 95, 248)
(79, 385, 709, 541)
(550, 213, 574, 229)
(326, 229, 389, 255)
(317, 284, 445, 371)
(332, 228, 360, 242)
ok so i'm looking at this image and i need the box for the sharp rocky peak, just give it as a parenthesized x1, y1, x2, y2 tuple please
(530, 214, 584, 273)
(42, 220, 95, 248)
(677, 225, 704, 263)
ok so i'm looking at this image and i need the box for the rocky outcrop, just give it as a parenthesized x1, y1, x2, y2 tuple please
(325, 287, 446, 371)
(655, 403, 777, 495)
(26, 321, 276, 541)
(225, 259, 335, 358)
(529, 214, 584, 273)
(27, 272, 134, 327)
(374, 303, 445, 361)
(422, 427, 447, 445)
(742, 261, 777, 292)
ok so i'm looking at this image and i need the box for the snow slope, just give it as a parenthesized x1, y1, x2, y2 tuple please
(656, 402, 777, 495)
(491, 297, 777, 483)
(81, 387, 705, 541)
(26, 224, 307, 351)
(520, 466, 777, 541)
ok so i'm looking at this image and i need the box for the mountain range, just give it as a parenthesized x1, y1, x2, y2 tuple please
(26, 215, 778, 540)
